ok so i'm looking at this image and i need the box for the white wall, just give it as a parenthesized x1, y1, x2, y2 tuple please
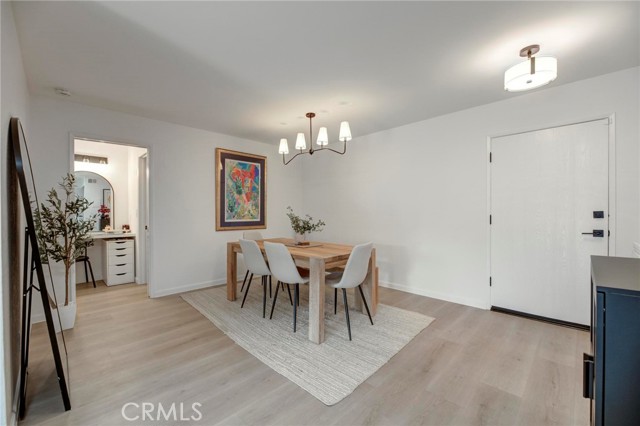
(1, 1, 32, 423)
(301, 67, 640, 309)
(29, 95, 303, 298)
(127, 145, 147, 234)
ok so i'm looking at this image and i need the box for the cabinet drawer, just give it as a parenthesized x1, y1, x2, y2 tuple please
(108, 250, 133, 264)
(106, 271, 134, 286)
(108, 262, 134, 275)
(107, 246, 134, 257)
(108, 254, 133, 266)
(106, 239, 134, 250)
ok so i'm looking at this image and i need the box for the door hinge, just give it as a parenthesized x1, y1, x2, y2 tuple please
(489, 276, 492, 287)
(489, 152, 492, 163)
(608, 230, 610, 237)
(489, 214, 492, 225)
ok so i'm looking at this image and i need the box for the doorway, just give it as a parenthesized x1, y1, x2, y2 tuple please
(72, 137, 150, 296)
(489, 118, 613, 326)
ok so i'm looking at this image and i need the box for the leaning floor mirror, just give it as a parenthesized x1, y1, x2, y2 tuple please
(9, 117, 71, 418)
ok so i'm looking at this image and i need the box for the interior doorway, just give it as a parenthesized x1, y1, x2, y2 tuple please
(72, 137, 150, 296)
(489, 118, 613, 326)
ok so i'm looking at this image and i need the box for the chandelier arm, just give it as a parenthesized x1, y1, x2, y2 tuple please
(282, 150, 309, 165)
(323, 142, 347, 155)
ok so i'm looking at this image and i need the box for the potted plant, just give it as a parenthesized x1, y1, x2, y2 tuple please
(36, 173, 96, 330)
(286, 206, 325, 245)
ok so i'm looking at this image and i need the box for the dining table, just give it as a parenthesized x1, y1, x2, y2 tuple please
(227, 238, 378, 344)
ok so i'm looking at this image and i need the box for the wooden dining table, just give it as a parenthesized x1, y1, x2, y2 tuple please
(227, 238, 378, 344)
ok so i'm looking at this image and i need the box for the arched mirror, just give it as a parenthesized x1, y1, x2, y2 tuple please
(74, 171, 114, 231)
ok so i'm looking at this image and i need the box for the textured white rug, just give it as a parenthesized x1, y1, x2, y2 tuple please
(181, 284, 434, 405)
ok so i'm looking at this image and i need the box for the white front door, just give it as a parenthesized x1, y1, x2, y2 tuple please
(490, 119, 610, 325)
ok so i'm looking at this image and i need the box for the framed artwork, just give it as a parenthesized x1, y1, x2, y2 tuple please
(215, 148, 266, 231)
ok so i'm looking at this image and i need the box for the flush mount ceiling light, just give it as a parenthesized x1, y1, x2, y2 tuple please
(504, 44, 557, 92)
(279, 112, 351, 165)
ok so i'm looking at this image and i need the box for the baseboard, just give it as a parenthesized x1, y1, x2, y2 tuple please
(491, 306, 589, 330)
(150, 278, 227, 298)
(379, 281, 489, 310)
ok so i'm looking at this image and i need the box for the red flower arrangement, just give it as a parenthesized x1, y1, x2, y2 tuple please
(98, 204, 111, 218)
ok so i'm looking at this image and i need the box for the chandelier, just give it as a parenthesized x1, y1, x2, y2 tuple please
(278, 112, 352, 165)
(504, 44, 557, 92)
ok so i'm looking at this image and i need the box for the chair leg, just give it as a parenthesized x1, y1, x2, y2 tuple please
(358, 285, 374, 325)
(87, 259, 97, 288)
(286, 284, 293, 306)
(293, 285, 299, 332)
(269, 276, 272, 298)
(269, 280, 281, 319)
(83, 259, 89, 283)
(241, 270, 249, 292)
(241, 273, 253, 308)
(240, 270, 250, 292)
(262, 276, 267, 318)
(342, 288, 352, 341)
(334, 288, 338, 315)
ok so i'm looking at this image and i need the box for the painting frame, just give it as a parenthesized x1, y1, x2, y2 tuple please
(215, 148, 267, 231)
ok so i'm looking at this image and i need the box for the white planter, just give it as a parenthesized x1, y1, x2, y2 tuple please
(294, 233, 308, 244)
(53, 301, 77, 331)
(41, 261, 77, 330)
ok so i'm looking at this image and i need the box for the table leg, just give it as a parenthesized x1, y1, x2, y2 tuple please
(356, 248, 377, 316)
(227, 243, 237, 301)
(308, 258, 326, 344)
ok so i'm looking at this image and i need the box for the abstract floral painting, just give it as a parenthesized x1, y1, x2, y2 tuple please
(216, 148, 266, 231)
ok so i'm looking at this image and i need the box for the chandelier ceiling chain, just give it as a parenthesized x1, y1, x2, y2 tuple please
(279, 112, 351, 165)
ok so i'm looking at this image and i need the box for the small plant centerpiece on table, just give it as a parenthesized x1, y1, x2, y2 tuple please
(36, 173, 96, 328)
(286, 206, 325, 246)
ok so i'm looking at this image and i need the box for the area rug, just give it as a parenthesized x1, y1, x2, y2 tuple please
(181, 284, 434, 405)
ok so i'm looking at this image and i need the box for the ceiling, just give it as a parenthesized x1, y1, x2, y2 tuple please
(12, 1, 639, 145)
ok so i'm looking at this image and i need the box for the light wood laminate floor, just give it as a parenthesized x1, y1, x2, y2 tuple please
(20, 281, 590, 425)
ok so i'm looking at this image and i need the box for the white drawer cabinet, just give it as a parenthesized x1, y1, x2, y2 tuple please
(102, 238, 135, 285)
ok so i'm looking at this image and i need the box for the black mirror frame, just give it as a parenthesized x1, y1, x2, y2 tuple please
(10, 117, 71, 418)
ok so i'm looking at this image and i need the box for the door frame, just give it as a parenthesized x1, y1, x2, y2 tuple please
(68, 132, 153, 298)
(137, 153, 149, 285)
(486, 114, 617, 306)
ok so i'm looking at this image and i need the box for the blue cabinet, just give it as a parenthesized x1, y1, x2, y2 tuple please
(586, 256, 640, 426)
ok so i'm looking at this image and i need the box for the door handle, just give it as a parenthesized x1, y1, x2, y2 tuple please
(582, 230, 604, 237)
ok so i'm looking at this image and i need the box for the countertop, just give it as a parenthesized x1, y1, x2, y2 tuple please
(90, 232, 136, 240)
(591, 255, 640, 292)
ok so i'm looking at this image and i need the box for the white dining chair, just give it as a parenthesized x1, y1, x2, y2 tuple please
(240, 230, 264, 294)
(239, 239, 272, 318)
(264, 242, 309, 332)
(243, 230, 263, 240)
(326, 242, 374, 341)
